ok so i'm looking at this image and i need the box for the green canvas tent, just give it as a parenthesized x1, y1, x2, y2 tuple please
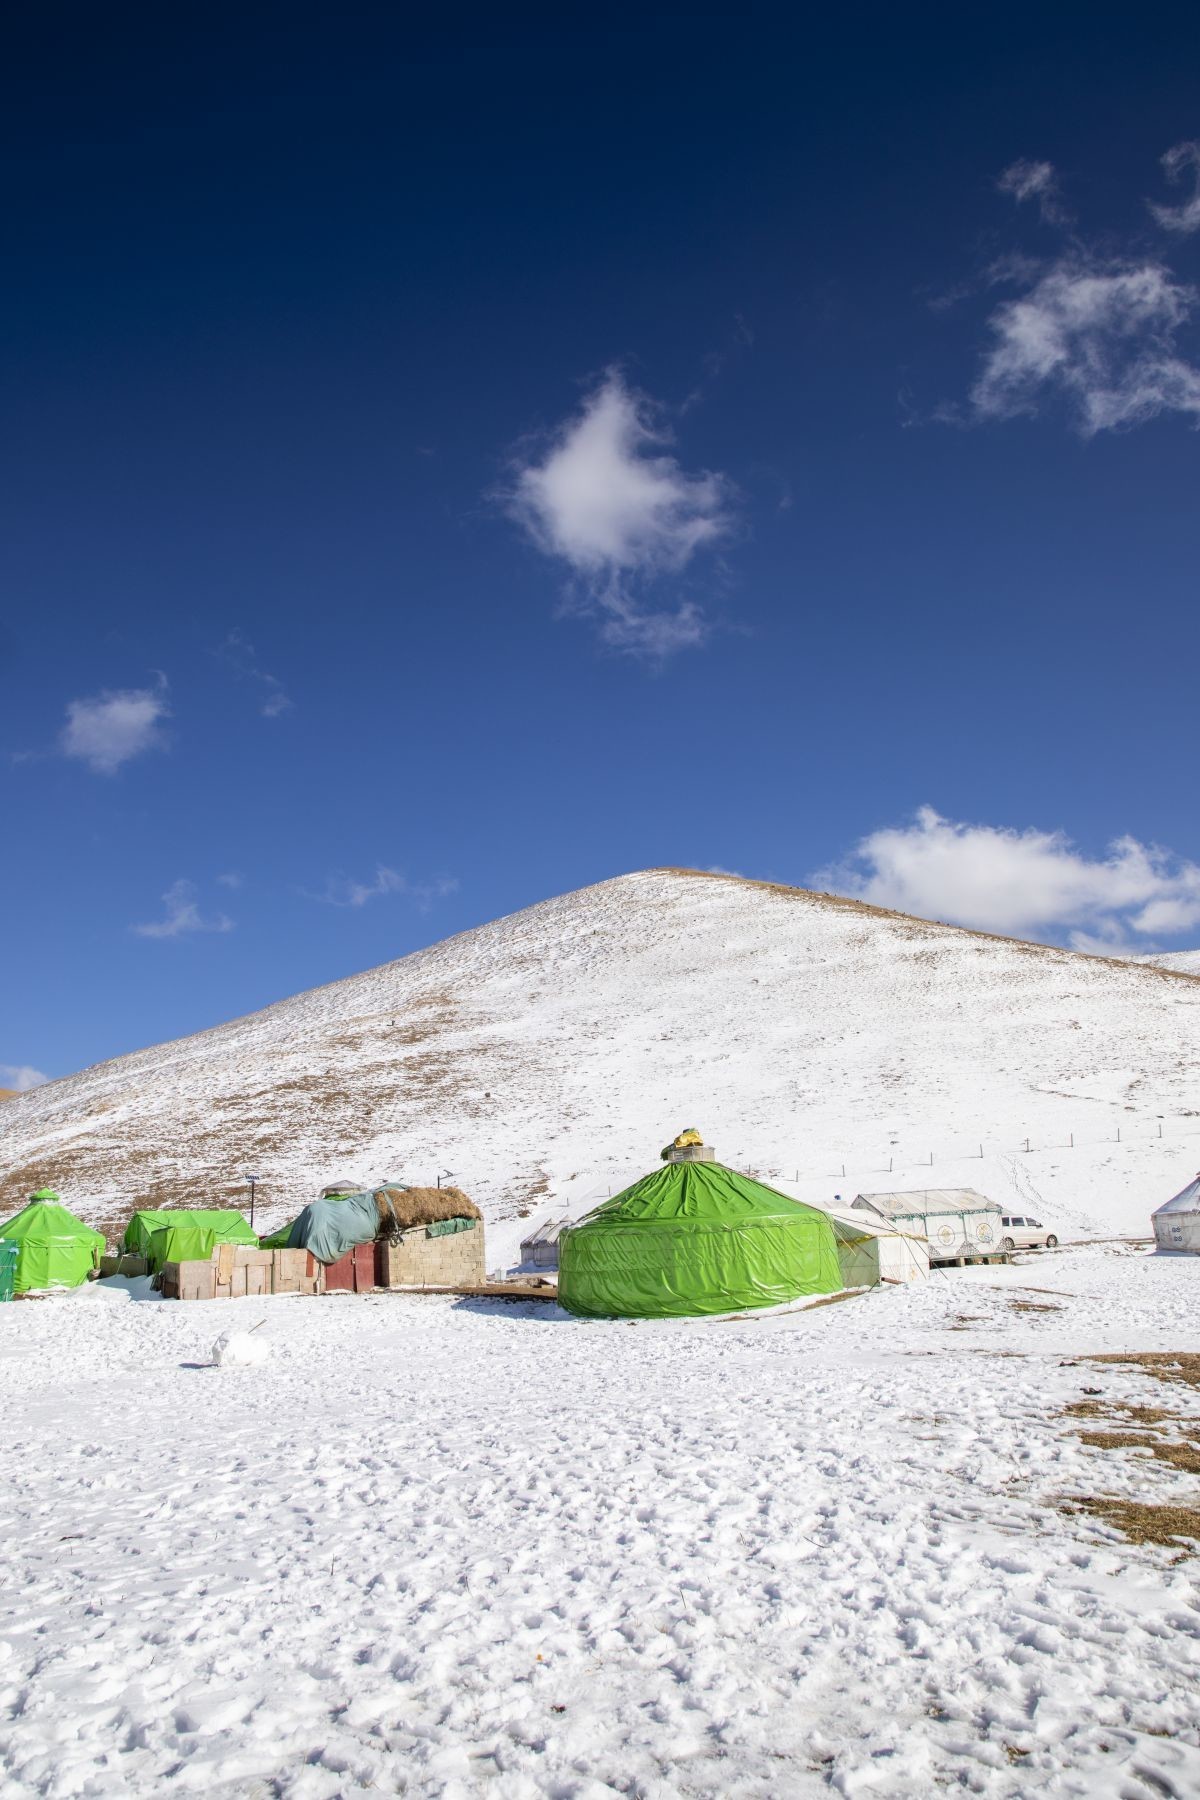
(0, 1190, 105, 1294)
(145, 1223, 217, 1270)
(123, 1208, 257, 1262)
(558, 1160, 842, 1319)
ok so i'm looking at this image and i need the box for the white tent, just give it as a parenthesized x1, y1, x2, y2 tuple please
(825, 1209, 929, 1287)
(1152, 1174, 1200, 1254)
(519, 1217, 571, 1271)
(853, 1189, 1001, 1263)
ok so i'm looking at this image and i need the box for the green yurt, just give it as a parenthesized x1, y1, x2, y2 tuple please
(0, 1190, 105, 1294)
(123, 1209, 257, 1263)
(558, 1157, 842, 1319)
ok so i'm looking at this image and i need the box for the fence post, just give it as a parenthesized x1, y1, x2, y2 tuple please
(1116, 1127, 1120, 1143)
(1159, 1123, 1163, 1138)
(1024, 1138, 1030, 1154)
(1070, 1133, 1073, 1148)
(889, 1156, 893, 1173)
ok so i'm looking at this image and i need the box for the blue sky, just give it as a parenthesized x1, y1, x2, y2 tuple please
(5, 5, 1200, 1084)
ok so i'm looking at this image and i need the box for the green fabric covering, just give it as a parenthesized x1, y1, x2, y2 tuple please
(258, 1223, 294, 1249)
(558, 1161, 842, 1319)
(0, 1198, 105, 1294)
(121, 1211, 173, 1255)
(425, 1217, 476, 1238)
(146, 1224, 217, 1270)
(0, 1241, 17, 1303)
(123, 1208, 257, 1257)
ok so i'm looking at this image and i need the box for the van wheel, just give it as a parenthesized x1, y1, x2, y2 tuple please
(1045, 1235, 1058, 1249)
(1001, 1236, 1015, 1252)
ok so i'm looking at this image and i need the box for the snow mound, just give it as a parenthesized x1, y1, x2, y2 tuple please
(211, 1329, 270, 1368)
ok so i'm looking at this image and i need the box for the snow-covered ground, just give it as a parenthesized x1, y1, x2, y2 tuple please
(3, 869, 1200, 1243)
(1, 1246, 1197, 1797)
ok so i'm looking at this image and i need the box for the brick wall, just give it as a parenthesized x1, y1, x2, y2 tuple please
(377, 1224, 485, 1288)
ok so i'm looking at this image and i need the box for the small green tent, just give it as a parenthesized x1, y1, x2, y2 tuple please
(0, 1190, 105, 1294)
(558, 1160, 842, 1319)
(145, 1223, 217, 1270)
(123, 1209, 257, 1262)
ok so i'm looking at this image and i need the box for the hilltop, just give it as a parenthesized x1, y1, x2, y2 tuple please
(2, 868, 1198, 1240)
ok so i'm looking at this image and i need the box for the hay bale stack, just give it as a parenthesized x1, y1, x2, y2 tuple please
(373, 1185, 481, 1237)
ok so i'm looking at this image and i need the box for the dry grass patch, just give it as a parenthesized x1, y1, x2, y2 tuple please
(1075, 1430, 1200, 1476)
(1010, 1299, 1064, 1314)
(1064, 1399, 1185, 1427)
(1077, 1352, 1200, 1391)
(1060, 1495, 1200, 1551)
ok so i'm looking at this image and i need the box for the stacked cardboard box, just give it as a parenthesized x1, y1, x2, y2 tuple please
(159, 1245, 322, 1300)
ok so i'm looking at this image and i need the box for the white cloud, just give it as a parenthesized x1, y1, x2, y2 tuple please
(971, 260, 1200, 434)
(506, 372, 732, 658)
(134, 880, 235, 940)
(61, 678, 170, 775)
(814, 806, 1200, 949)
(951, 147, 1200, 435)
(219, 630, 292, 717)
(216, 871, 243, 889)
(997, 158, 1064, 222)
(0, 1064, 48, 1092)
(1150, 141, 1200, 234)
(311, 868, 459, 910)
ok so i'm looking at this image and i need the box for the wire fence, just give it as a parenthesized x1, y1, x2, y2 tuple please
(721, 1114, 1200, 1187)
(559, 1114, 1200, 1203)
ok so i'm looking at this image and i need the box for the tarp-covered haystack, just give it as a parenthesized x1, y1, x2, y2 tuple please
(1152, 1173, 1200, 1254)
(559, 1156, 841, 1319)
(123, 1209, 258, 1269)
(267, 1184, 481, 1265)
(0, 1189, 105, 1293)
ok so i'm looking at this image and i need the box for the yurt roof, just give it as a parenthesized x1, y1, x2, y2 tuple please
(578, 1160, 827, 1229)
(1153, 1174, 1200, 1216)
(0, 1197, 104, 1244)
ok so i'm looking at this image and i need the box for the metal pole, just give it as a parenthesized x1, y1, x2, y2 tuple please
(249, 1177, 256, 1231)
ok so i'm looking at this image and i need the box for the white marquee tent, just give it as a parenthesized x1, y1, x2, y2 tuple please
(825, 1209, 930, 1287)
(1152, 1174, 1200, 1254)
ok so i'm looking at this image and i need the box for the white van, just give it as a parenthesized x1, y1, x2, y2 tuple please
(998, 1214, 1059, 1251)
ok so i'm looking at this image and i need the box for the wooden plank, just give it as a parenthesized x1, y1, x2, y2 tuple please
(374, 1281, 560, 1302)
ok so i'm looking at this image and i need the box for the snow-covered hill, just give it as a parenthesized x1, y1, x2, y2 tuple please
(3, 868, 1199, 1242)
(1140, 948, 1200, 975)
